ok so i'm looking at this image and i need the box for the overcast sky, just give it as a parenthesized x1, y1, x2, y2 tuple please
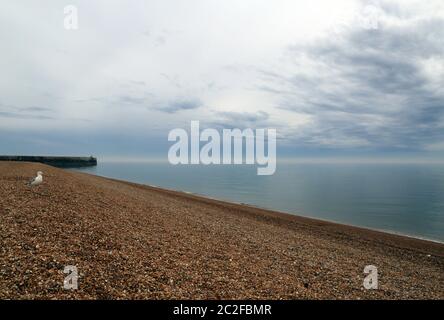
(1, 0, 444, 161)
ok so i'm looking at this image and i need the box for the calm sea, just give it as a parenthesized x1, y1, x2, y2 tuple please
(72, 161, 444, 242)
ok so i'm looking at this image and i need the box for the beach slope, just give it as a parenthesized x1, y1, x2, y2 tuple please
(0, 162, 443, 299)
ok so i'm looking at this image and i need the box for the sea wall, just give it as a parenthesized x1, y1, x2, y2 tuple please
(0, 155, 97, 168)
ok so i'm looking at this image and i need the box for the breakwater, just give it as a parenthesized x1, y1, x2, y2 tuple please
(0, 155, 97, 168)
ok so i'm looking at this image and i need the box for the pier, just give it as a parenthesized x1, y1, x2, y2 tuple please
(0, 155, 97, 168)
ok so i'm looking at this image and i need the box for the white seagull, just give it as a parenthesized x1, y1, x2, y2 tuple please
(28, 171, 43, 187)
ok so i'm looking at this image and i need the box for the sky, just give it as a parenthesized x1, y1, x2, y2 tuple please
(1, 0, 444, 161)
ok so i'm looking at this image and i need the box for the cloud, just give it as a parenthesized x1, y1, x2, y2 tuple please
(1, 0, 443, 158)
(129, 80, 147, 86)
(257, 5, 444, 150)
(156, 99, 202, 113)
(209, 110, 270, 129)
(0, 104, 54, 120)
(0, 111, 54, 120)
(19, 106, 52, 112)
(117, 95, 148, 105)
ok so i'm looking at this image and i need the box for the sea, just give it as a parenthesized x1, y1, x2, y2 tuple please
(72, 161, 444, 243)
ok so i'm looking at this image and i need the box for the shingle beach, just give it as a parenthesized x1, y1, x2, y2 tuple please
(0, 162, 443, 299)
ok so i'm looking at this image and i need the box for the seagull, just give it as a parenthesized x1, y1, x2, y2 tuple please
(28, 171, 43, 187)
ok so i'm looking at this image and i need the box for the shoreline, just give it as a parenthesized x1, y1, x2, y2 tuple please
(93, 173, 444, 258)
(176, 190, 444, 246)
(71, 166, 444, 245)
(1, 161, 443, 299)
(73, 170, 444, 248)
